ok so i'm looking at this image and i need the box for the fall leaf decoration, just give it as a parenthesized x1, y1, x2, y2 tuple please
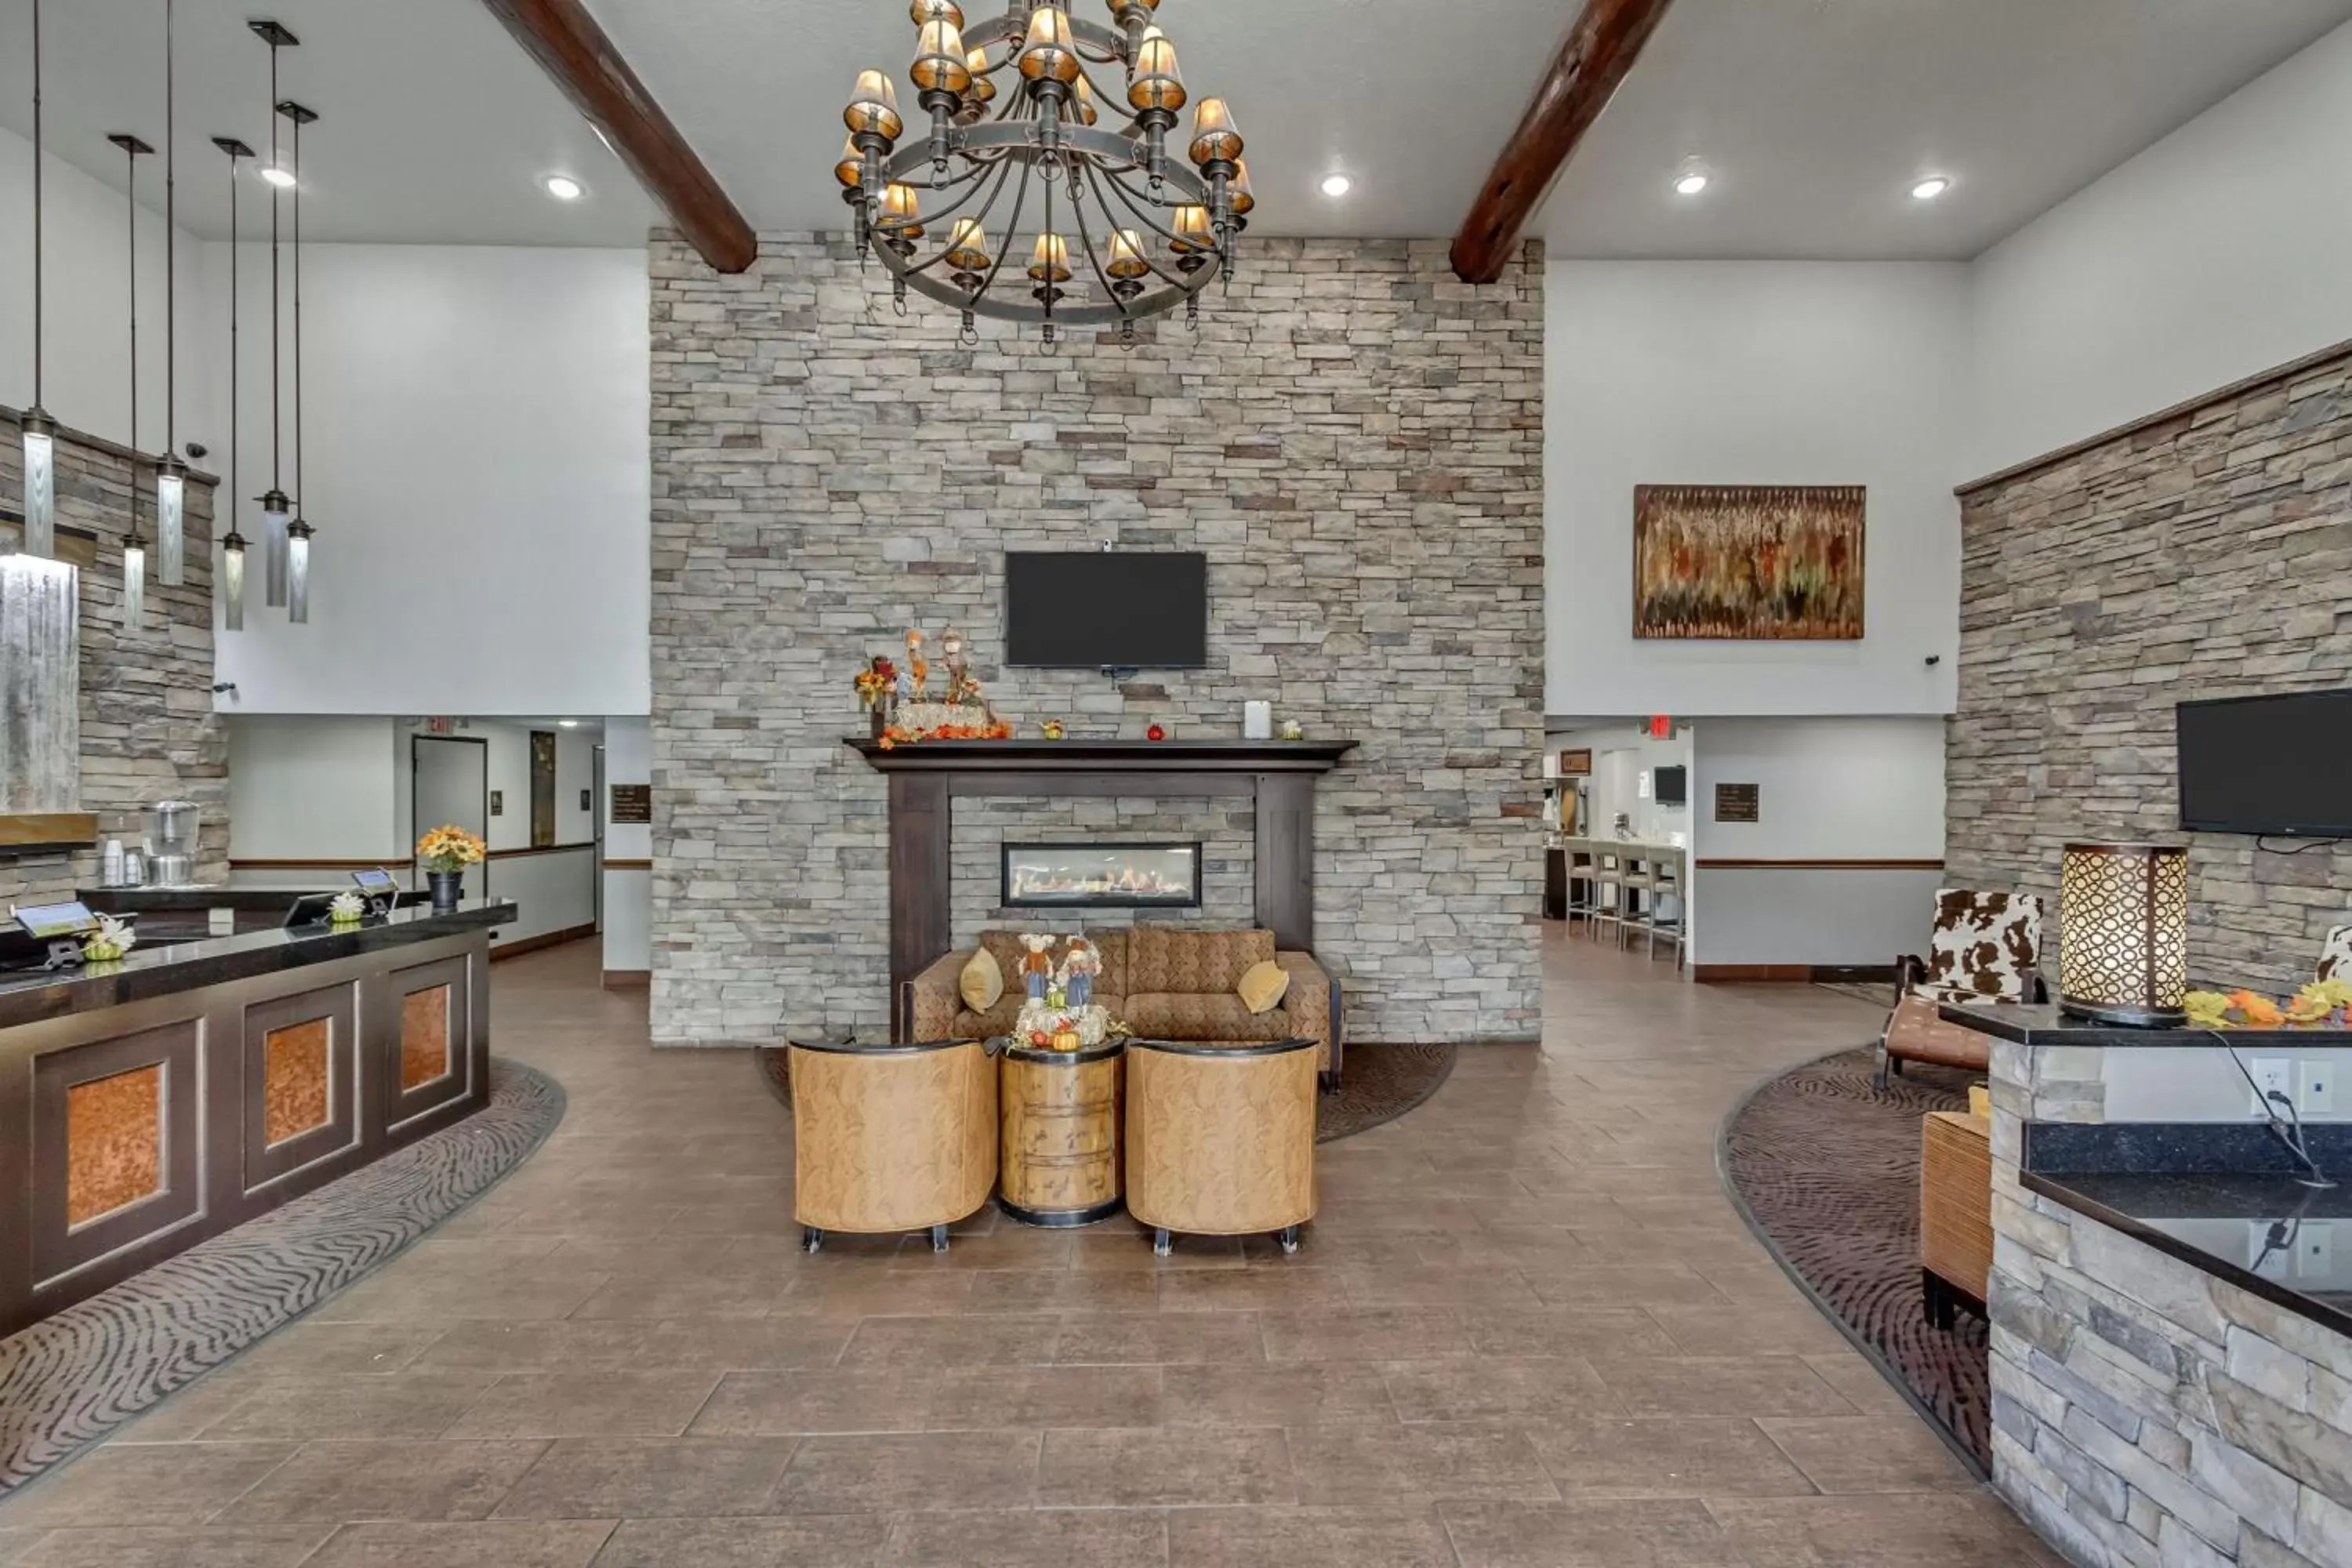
(874, 718, 1014, 750)
(2185, 980, 2352, 1030)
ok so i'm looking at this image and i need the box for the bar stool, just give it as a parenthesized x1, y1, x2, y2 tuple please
(1588, 851, 1626, 943)
(1564, 845, 1599, 929)
(1616, 856, 1657, 951)
(1642, 856, 1687, 967)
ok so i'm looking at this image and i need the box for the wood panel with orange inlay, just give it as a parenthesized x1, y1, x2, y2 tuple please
(789, 1040, 996, 1236)
(1125, 1043, 1318, 1237)
(999, 1047, 1123, 1225)
(263, 1018, 333, 1147)
(401, 985, 453, 1091)
(65, 1065, 165, 1227)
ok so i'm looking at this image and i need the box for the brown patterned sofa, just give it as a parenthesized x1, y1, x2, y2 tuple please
(905, 927, 1344, 1089)
(1875, 888, 2048, 1091)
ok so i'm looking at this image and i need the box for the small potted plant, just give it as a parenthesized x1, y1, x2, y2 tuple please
(416, 825, 487, 913)
(855, 656, 898, 738)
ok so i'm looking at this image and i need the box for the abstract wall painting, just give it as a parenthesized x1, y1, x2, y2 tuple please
(1632, 485, 1866, 641)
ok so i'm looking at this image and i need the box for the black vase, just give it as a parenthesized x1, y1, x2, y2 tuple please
(427, 871, 464, 913)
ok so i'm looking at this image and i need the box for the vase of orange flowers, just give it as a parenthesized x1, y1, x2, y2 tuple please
(416, 825, 488, 913)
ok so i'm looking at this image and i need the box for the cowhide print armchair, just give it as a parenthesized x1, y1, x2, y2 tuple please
(1874, 888, 2049, 1091)
(2320, 925, 2352, 985)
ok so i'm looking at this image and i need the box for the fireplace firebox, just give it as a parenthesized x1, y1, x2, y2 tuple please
(1003, 842, 1203, 909)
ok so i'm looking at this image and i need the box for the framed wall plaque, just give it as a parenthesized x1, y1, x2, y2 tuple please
(1556, 749, 1592, 778)
(609, 784, 652, 825)
(1715, 782, 1761, 823)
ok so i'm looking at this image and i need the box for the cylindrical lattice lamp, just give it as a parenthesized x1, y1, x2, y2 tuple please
(2059, 842, 2190, 1027)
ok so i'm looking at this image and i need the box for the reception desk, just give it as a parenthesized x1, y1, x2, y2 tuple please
(0, 901, 514, 1336)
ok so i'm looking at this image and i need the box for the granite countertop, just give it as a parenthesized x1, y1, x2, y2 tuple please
(1941, 1003, 2352, 1049)
(76, 886, 433, 912)
(0, 901, 517, 1030)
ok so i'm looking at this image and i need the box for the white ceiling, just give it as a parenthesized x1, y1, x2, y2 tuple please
(2, 0, 2347, 260)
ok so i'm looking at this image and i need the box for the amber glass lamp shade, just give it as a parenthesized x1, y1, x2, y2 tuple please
(1169, 205, 1212, 252)
(943, 217, 993, 272)
(1105, 228, 1151, 278)
(967, 46, 998, 102)
(1188, 97, 1242, 165)
(912, 18, 971, 93)
(1027, 231, 1073, 282)
(2058, 842, 2190, 1028)
(834, 136, 866, 190)
(880, 183, 925, 238)
(844, 70, 904, 140)
(1127, 27, 1185, 112)
(1069, 74, 1100, 125)
(1019, 8, 1080, 82)
(1228, 158, 1255, 216)
(911, 0, 963, 24)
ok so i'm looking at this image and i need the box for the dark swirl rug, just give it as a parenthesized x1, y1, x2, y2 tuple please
(1721, 1045, 1992, 1472)
(755, 1041, 1454, 1145)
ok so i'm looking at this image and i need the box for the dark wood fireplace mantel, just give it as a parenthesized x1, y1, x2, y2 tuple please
(847, 738, 1358, 1039)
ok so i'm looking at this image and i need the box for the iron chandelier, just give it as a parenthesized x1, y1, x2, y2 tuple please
(837, 0, 1252, 344)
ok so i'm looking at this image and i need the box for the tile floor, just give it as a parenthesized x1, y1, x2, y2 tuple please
(0, 928, 2065, 1566)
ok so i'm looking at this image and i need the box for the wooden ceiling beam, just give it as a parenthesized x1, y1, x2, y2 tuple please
(1450, 0, 1678, 285)
(477, 0, 757, 274)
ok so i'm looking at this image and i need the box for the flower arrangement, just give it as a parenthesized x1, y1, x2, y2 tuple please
(328, 891, 367, 925)
(81, 913, 137, 964)
(854, 655, 897, 710)
(874, 717, 1014, 751)
(416, 825, 487, 873)
(2185, 978, 2352, 1030)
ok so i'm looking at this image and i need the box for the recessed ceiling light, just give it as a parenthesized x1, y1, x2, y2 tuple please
(1673, 171, 1710, 197)
(1911, 176, 1951, 201)
(1319, 172, 1352, 198)
(258, 165, 296, 189)
(543, 174, 585, 201)
(558, 719, 581, 728)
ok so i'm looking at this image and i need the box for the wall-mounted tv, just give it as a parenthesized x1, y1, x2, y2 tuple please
(1654, 764, 1689, 807)
(1006, 551, 1208, 670)
(2177, 691, 2352, 837)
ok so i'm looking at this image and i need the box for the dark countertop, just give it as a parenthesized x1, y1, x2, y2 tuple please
(76, 886, 431, 913)
(1942, 1003, 2352, 1049)
(0, 901, 517, 1031)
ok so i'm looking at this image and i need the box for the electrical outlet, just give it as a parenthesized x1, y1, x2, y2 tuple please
(2250, 1058, 2294, 1116)
(2298, 1058, 2336, 1116)
(2299, 1221, 2334, 1279)
(2249, 1220, 2293, 1279)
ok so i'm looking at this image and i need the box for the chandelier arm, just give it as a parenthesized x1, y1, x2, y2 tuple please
(1065, 158, 1131, 319)
(895, 151, 1024, 280)
(964, 147, 1038, 307)
(1096, 163, 1216, 266)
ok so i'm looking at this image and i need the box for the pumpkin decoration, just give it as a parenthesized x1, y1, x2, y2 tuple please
(1051, 1027, 1083, 1052)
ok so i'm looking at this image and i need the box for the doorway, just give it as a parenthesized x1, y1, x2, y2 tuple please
(411, 735, 489, 896)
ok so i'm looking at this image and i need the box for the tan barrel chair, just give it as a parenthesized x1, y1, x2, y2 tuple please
(789, 1036, 996, 1254)
(1125, 1036, 1319, 1257)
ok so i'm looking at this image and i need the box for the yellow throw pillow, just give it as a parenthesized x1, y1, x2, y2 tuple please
(1236, 959, 1290, 1015)
(959, 949, 1005, 1013)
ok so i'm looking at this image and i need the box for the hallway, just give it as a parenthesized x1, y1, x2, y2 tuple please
(0, 934, 2060, 1566)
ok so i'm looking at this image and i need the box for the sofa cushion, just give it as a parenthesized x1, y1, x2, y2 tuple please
(1127, 927, 1276, 996)
(959, 949, 1005, 1013)
(1127, 992, 1291, 1044)
(1236, 960, 1290, 1014)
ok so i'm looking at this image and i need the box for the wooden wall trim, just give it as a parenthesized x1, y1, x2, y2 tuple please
(228, 857, 401, 872)
(601, 970, 652, 990)
(490, 923, 597, 961)
(1955, 336, 2352, 498)
(1693, 858, 1946, 872)
(602, 858, 653, 872)
(488, 842, 597, 861)
(1694, 963, 1900, 985)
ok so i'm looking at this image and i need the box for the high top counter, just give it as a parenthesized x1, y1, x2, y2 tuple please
(0, 901, 515, 1336)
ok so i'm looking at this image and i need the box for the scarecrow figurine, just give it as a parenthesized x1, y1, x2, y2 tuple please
(902, 629, 930, 704)
(941, 627, 973, 706)
(1060, 937, 1102, 1011)
(1019, 932, 1059, 1003)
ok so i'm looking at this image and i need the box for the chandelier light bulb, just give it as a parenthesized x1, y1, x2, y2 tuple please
(1128, 25, 1185, 113)
(911, 17, 971, 94)
(844, 70, 904, 140)
(1020, 8, 1080, 83)
(1027, 231, 1072, 283)
(260, 163, 296, 189)
(1188, 97, 1241, 166)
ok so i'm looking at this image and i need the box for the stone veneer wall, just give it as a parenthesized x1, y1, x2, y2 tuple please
(648, 233, 1545, 1045)
(1988, 1040, 2352, 1567)
(1948, 349, 2352, 994)
(1, 410, 227, 904)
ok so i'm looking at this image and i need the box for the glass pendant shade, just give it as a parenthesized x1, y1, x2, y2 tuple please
(1170, 205, 1213, 252)
(155, 457, 187, 586)
(1028, 232, 1072, 282)
(911, 0, 961, 22)
(19, 419, 56, 558)
(881, 183, 924, 238)
(262, 488, 290, 607)
(1069, 74, 1099, 125)
(1128, 27, 1184, 112)
(911, 19, 971, 94)
(1189, 98, 1242, 165)
(122, 539, 145, 623)
(219, 532, 246, 632)
(1229, 158, 1255, 217)
(2058, 843, 2190, 1027)
(285, 519, 313, 623)
(1020, 9, 1080, 82)
(942, 217, 992, 272)
(834, 136, 866, 190)
(845, 71, 903, 140)
(1105, 229, 1150, 278)
(966, 47, 996, 103)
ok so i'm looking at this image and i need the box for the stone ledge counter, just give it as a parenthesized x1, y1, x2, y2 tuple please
(1965, 1011, 2352, 1568)
(0, 901, 515, 1336)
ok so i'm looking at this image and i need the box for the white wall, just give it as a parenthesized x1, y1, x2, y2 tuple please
(1690, 715, 1947, 968)
(1546, 262, 1970, 720)
(1970, 20, 2352, 477)
(203, 244, 651, 717)
(601, 716, 650, 978)
(225, 715, 401, 862)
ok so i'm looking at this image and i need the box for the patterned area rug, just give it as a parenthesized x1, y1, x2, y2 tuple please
(1722, 1045, 1992, 1472)
(754, 1041, 1454, 1145)
(0, 1061, 565, 1497)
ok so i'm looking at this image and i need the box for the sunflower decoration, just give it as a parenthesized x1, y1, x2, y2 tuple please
(416, 825, 488, 873)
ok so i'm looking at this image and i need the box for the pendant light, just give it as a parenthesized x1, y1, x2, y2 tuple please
(18, 0, 56, 558)
(110, 132, 156, 625)
(155, 0, 186, 586)
(251, 21, 297, 607)
(212, 136, 254, 630)
(280, 99, 318, 623)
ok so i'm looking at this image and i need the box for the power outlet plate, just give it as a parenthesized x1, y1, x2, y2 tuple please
(2249, 1220, 2294, 1279)
(2298, 1058, 2336, 1116)
(2299, 1221, 2334, 1279)
(2250, 1058, 2294, 1117)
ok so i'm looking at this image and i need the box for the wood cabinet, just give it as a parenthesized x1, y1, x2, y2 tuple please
(1921, 1110, 1992, 1327)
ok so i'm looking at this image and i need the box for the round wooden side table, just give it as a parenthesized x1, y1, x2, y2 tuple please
(787, 1035, 995, 1254)
(996, 1039, 1126, 1228)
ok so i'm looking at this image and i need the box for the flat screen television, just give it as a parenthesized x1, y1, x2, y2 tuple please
(1654, 765, 1688, 806)
(1006, 551, 1208, 670)
(2177, 690, 2352, 837)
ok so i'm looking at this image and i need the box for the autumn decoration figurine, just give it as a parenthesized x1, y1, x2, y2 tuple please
(80, 913, 138, 964)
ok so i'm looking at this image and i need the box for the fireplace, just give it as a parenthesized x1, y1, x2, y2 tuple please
(1003, 842, 1203, 909)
